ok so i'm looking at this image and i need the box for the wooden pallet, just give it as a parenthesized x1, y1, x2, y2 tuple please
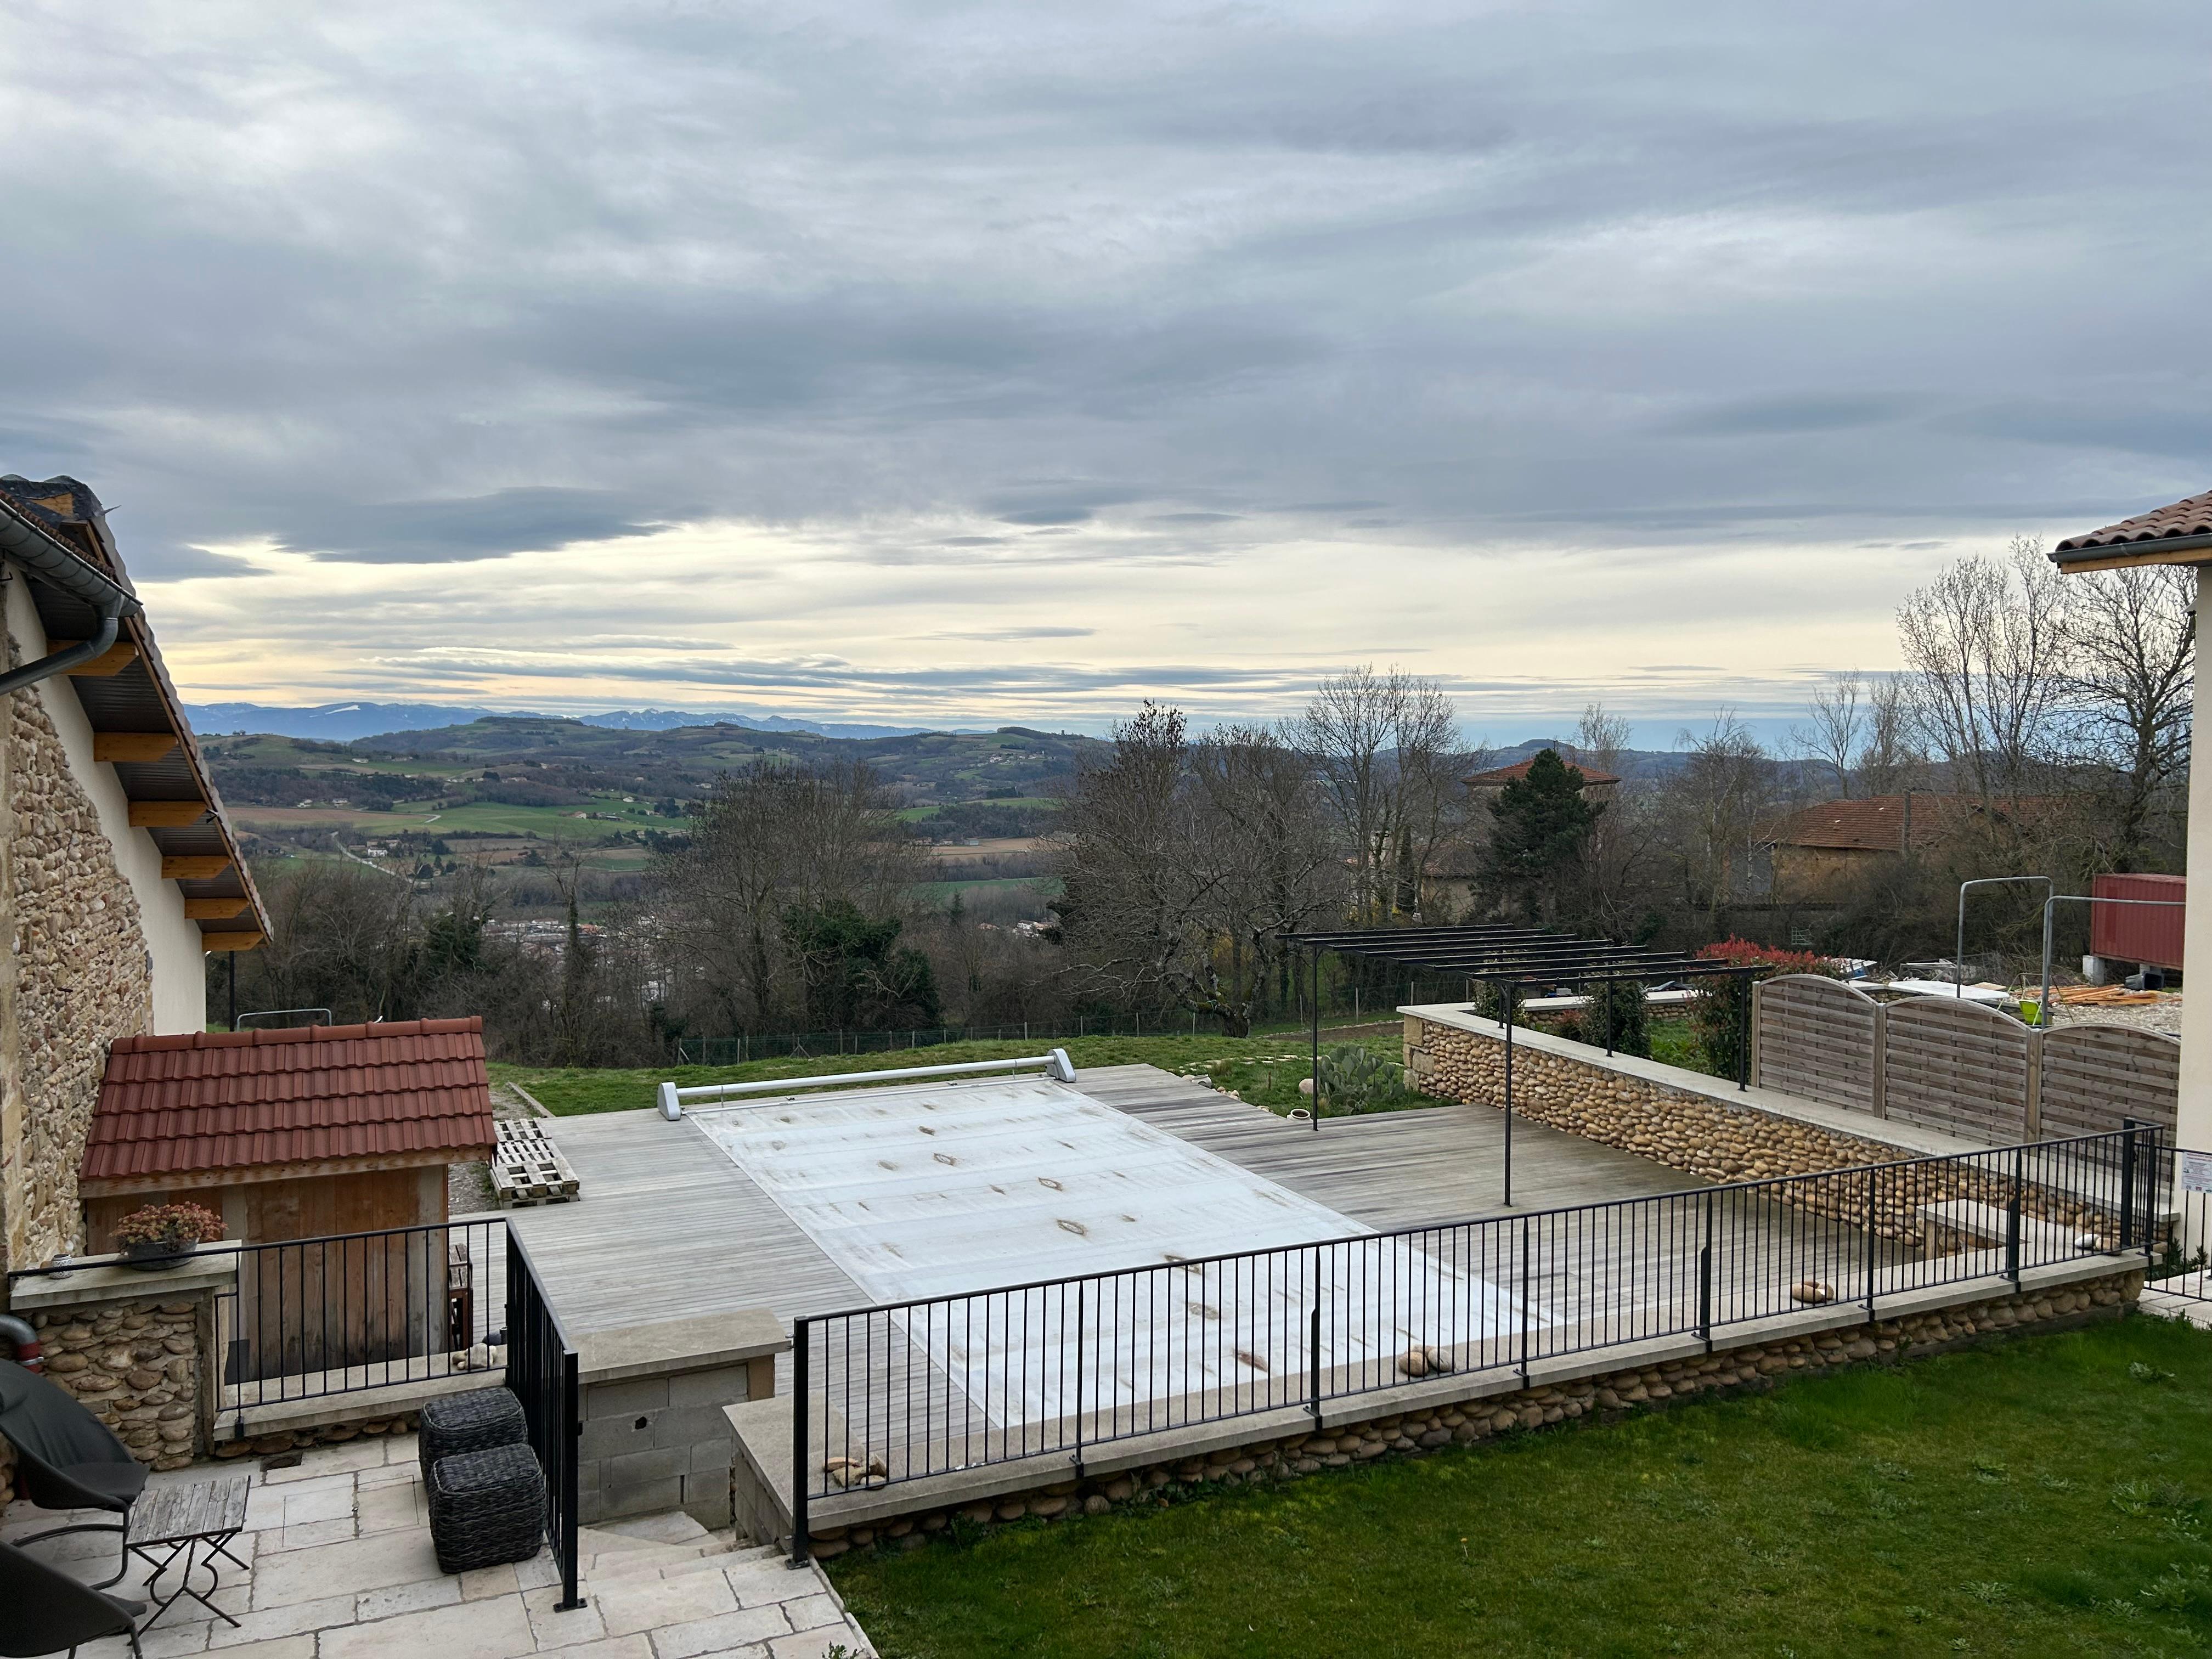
(493, 1119, 581, 1205)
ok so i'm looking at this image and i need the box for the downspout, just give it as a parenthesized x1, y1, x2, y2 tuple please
(0, 593, 123, 696)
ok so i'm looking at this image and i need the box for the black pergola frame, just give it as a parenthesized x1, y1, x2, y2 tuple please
(1281, 925, 1767, 1206)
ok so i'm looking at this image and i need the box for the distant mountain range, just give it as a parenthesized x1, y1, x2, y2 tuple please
(184, 701, 946, 743)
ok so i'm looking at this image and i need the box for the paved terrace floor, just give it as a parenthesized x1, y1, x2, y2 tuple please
(5, 1431, 874, 1659)
(506, 1062, 1721, 1344)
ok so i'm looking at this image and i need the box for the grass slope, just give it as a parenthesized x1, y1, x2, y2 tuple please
(831, 1314, 2212, 1658)
(490, 1030, 1423, 1118)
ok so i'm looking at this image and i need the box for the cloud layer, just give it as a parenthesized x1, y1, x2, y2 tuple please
(3, 1, 2204, 741)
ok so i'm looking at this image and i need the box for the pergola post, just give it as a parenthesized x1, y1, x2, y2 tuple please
(1502, 977, 1516, 1208)
(1309, 945, 1321, 1133)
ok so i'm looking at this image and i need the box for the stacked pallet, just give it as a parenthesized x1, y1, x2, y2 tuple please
(492, 1118, 582, 1206)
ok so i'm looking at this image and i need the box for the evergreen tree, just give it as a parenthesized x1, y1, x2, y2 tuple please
(1479, 748, 1601, 923)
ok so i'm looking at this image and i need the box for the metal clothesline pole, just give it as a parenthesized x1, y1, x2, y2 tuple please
(1956, 876, 2052, 998)
(2039, 894, 2186, 1030)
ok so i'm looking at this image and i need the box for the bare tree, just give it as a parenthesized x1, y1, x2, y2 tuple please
(2057, 563, 2194, 868)
(1570, 703, 1650, 938)
(1659, 713, 1776, 934)
(1857, 670, 1935, 797)
(1057, 706, 1340, 1034)
(656, 758, 922, 1033)
(1896, 538, 2070, 806)
(1574, 703, 1632, 777)
(1296, 665, 1464, 922)
(1791, 671, 1865, 798)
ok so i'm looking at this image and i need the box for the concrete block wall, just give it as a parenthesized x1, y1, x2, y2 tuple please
(574, 1311, 786, 1529)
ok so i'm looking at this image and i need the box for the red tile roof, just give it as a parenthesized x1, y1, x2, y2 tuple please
(1762, 793, 1982, 851)
(2054, 488, 2212, 555)
(81, 1018, 495, 1184)
(1464, 755, 1620, 788)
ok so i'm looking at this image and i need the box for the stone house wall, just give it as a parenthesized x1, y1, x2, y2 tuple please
(0, 634, 154, 1272)
(802, 1268, 2141, 1559)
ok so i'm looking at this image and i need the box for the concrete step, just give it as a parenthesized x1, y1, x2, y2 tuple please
(580, 1528, 742, 1586)
(594, 1510, 713, 1547)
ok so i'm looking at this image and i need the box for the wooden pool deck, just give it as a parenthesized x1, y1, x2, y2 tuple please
(507, 1063, 1715, 1341)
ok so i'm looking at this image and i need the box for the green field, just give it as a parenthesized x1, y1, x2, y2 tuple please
(831, 1313, 2212, 1658)
(490, 1029, 1417, 1118)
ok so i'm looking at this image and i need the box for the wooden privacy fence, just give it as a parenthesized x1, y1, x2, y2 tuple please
(1751, 974, 2178, 1145)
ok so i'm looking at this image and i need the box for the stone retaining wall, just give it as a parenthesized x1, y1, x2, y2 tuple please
(1402, 1014, 2123, 1249)
(27, 1295, 206, 1472)
(802, 1268, 2141, 1559)
(210, 1411, 421, 1461)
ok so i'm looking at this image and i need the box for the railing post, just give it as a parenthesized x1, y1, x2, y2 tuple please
(1864, 1163, 1879, 1318)
(1307, 1248, 1323, 1421)
(2006, 1150, 2023, 1286)
(1696, 1193, 1713, 1350)
(1516, 1216, 1531, 1384)
(2120, 1120, 2138, 1255)
(557, 1348, 584, 1611)
(789, 1319, 811, 1567)
(1072, 1281, 1086, 1477)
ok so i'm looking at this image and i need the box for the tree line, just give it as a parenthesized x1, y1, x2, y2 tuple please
(218, 545, 2192, 1060)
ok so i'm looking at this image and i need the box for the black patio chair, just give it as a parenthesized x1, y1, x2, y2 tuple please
(0, 1535, 144, 1657)
(0, 1361, 146, 1589)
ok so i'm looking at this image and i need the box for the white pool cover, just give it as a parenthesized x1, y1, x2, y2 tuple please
(691, 1077, 1533, 1428)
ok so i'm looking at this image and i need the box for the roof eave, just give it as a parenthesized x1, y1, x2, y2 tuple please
(2050, 531, 2212, 573)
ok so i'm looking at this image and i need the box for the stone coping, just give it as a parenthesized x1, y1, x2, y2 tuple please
(223, 1368, 494, 1437)
(726, 1250, 2137, 1541)
(1400, 1003, 1996, 1163)
(575, 1307, 788, 1386)
(5, 1240, 241, 1310)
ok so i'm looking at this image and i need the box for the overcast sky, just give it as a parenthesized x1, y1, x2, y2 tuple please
(4, 2, 2205, 744)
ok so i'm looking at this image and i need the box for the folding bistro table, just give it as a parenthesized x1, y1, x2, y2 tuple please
(126, 1475, 251, 1629)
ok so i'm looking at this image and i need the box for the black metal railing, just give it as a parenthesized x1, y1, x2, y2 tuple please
(506, 1226, 584, 1610)
(206, 1217, 509, 1414)
(790, 1125, 2166, 1560)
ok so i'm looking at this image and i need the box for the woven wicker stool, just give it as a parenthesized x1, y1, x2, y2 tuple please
(418, 1386, 527, 1486)
(428, 1444, 545, 1575)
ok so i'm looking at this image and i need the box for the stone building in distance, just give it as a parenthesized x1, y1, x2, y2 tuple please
(0, 475, 267, 1272)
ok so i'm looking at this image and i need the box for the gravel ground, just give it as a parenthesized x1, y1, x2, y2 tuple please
(2041, 993, 2183, 1036)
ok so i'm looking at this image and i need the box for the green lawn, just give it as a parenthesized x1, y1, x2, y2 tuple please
(831, 1314, 2212, 1658)
(489, 1030, 1421, 1118)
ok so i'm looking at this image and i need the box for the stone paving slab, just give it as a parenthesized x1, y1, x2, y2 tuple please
(0, 1431, 874, 1659)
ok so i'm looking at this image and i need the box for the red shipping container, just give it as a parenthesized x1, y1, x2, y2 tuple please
(2091, 872, 2186, 970)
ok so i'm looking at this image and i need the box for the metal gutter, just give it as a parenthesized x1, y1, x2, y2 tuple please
(0, 492, 143, 697)
(2051, 529, 2212, 570)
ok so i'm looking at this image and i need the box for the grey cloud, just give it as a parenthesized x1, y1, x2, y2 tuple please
(7, 0, 2212, 722)
(1663, 394, 1917, 438)
(930, 625, 1096, 641)
(283, 489, 684, 564)
(136, 544, 266, 580)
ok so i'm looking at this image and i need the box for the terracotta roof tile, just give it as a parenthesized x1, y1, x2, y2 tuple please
(82, 1017, 496, 1183)
(2054, 488, 2212, 554)
(1463, 756, 1621, 788)
(1760, 793, 2015, 851)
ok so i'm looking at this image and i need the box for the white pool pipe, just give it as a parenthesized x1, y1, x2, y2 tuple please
(657, 1048, 1075, 1120)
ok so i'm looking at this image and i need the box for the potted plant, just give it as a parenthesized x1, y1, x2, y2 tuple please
(110, 1201, 225, 1269)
